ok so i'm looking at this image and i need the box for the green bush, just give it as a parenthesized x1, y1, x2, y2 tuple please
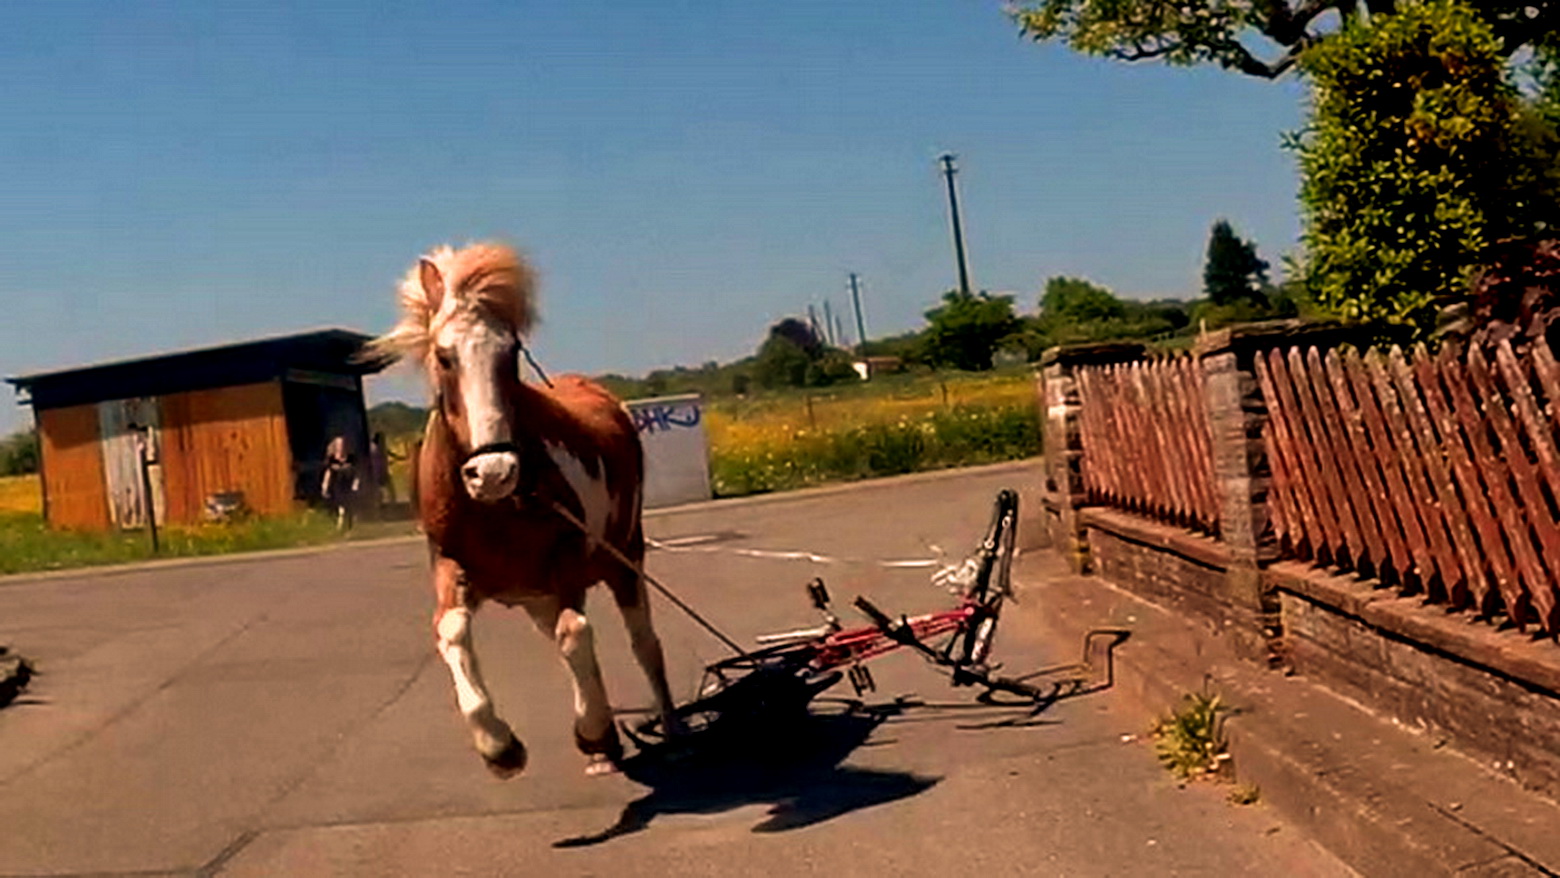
(1291, 0, 1560, 336)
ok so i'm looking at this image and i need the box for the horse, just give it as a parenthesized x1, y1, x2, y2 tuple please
(367, 242, 680, 777)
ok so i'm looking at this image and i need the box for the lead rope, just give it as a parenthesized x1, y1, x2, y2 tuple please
(539, 496, 751, 659)
(518, 340, 554, 388)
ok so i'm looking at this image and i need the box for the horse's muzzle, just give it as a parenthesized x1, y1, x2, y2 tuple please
(461, 449, 520, 502)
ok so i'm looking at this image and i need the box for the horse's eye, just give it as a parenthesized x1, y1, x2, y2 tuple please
(434, 349, 455, 370)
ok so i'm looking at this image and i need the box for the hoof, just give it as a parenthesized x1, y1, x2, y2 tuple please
(481, 736, 528, 779)
(660, 712, 689, 738)
(583, 753, 620, 777)
(574, 721, 623, 777)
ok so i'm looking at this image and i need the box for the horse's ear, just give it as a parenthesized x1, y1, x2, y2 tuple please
(419, 258, 446, 310)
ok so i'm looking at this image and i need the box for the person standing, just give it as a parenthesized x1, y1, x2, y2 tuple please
(321, 435, 360, 531)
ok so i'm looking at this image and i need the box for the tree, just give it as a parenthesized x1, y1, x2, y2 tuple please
(1040, 276, 1126, 323)
(921, 290, 1021, 371)
(752, 317, 854, 388)
(767, 317, 824, 359)
(1010, 0, 1560, 80)
(1291, 1, 1560, 332)
(1203, 220, 1270, 306)
(0, 429, 39, 477)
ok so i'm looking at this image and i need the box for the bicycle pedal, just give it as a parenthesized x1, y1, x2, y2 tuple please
(849, 664, 876, 695)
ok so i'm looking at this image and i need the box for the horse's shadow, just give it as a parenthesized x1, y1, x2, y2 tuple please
(553, 701, 937, 847)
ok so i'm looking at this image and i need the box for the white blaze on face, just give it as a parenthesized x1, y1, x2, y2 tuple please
(436, 308, 520, 501)
(545, 441, 613, 545)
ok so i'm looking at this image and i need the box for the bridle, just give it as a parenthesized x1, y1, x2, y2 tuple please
(436, 335, 551, 477)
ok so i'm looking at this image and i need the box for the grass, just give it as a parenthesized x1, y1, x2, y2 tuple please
(706, 368, 1041, 496)
(0, 509, 354, 576)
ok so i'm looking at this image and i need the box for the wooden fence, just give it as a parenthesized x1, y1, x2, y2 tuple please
(1075, 356, 1218, 534)
(1256, 340, 1560, 632)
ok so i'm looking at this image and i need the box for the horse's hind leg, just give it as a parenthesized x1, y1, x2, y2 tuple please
(610, 566, 683, 737)
(432, 557, 526, 777)
(523, 596, 622, 776)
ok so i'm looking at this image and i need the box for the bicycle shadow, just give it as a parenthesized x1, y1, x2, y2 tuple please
(554, 629, 1133, 848)
(553, 703, 937, 848)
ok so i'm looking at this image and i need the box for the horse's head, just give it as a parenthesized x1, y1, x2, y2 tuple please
(370, 243, 537, 503)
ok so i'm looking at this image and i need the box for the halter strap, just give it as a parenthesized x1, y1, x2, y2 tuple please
(467, 441, 524, 458)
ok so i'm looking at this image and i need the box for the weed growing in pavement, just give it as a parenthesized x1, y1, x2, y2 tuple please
(1152, 688, 1233, 781)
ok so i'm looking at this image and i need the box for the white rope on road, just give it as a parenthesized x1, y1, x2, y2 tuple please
(645, 535, 942, 569)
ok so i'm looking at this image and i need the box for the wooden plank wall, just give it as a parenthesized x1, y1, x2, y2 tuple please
(37, 403, 110, 530)
(1075, 356, 1219, 534)
(1257, 341, 1560, 633)
(160, 381, 295, 523)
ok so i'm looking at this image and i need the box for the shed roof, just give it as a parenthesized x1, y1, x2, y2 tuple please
(6, 328, 385, 411)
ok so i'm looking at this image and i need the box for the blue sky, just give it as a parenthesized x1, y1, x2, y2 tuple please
(0, 1, 1307, 433)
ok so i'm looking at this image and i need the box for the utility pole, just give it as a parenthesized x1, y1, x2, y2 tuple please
(834, 313, 846, 349)
(849, 272, 868, 353)
(939, 153, 973, 297)
(822, 300, 836, 346)
(807, 303, 823, 343)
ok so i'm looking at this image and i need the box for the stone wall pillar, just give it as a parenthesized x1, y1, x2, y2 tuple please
(1038, 342, 1146, 574)
(1194, 322, 1361, 659)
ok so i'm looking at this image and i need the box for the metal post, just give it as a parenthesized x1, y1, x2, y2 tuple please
(849, 273, 868, 352)
(939, 154, 973, 297)
(134, 426, 159, 553)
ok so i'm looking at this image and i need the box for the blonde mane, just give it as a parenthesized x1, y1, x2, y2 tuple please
(366, 242, 537, 368)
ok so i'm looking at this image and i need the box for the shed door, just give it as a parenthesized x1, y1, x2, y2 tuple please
(98, 398, 166, 530)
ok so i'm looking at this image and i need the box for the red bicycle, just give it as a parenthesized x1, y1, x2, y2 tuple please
(628, 490, 1128, 746)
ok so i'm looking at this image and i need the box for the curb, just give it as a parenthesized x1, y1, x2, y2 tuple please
(1021, 552, 1560, 878)
(0, 459, 1042, 587)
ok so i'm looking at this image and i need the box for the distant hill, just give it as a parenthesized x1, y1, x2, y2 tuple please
(367, 401, 429, 439)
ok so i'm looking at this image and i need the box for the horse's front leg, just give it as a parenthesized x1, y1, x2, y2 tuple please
(432, 557, 527, 777)
(522, 596, 622, 776)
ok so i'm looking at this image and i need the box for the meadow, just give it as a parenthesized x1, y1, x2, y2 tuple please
(0, 475, 41, 516)
(705, 367, 1041, 496)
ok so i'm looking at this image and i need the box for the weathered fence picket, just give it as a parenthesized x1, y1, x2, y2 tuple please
(1067, 332, 1560, 634)
(1075, 356, 1216, 534)
(1261, 342, 1560, 632)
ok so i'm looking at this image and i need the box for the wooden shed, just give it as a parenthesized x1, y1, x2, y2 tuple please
(5, 329, 384, 531)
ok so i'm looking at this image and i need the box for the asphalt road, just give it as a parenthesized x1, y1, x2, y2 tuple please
(0, 463, 1354, 877)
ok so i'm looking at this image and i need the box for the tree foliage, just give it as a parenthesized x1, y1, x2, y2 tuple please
(1018, 277, 1192, 358)
(0, 429, 39, 477)
(921, 290, 1021, 371)
(1290, 1, 1560, 332)
(1011, 0, 1560, 80)
(1041, 276, 1127, 323)
(1203, 220, 1270, 306)
(752, 317, 858, 389)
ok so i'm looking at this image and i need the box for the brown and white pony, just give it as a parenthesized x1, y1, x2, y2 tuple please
(369, 242, 678, 777)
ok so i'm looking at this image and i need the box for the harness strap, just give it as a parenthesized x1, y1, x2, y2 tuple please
(539, 496, 750, 659)
(518, 340, 553, 388)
